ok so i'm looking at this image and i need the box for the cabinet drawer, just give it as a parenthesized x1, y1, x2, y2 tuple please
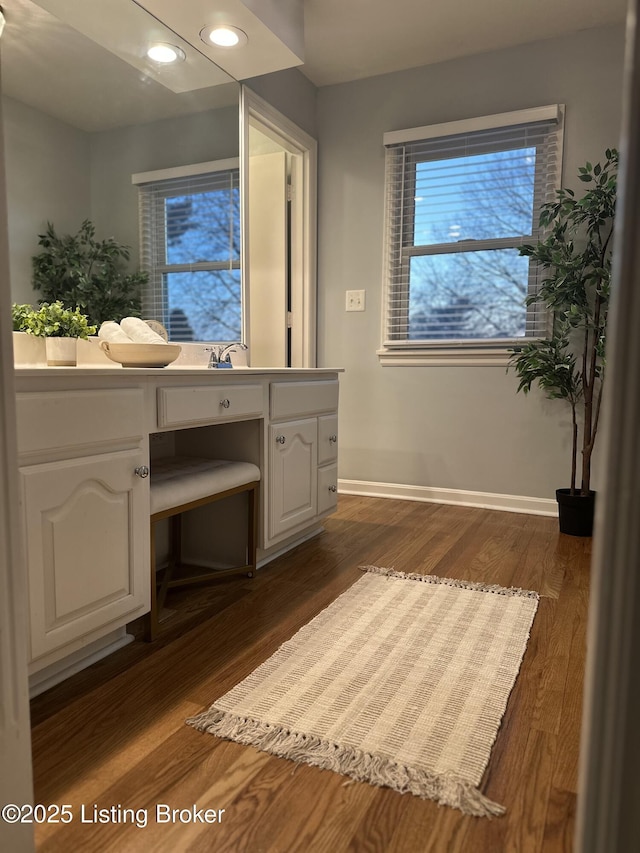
(318, 414, 338, 465)
(318, 464, 338, 516)
(16, 389, 145, 454)
(270, 380, 339, 420)
(157, 384, 263, 428)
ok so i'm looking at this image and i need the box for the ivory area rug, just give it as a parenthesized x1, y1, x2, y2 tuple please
(187, 566, 539, 817)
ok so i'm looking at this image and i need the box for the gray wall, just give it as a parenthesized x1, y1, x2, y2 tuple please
(3, 97, 91, 304)
(316, 25, 625, 500)
(244, 68, 318, 138)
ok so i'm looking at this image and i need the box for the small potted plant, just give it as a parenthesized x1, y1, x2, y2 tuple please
(509, 149, 617, 536)
(34, 301, 97, 366)
(11, 302, 47, 365)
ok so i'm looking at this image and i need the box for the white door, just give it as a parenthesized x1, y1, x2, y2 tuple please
(247, 151, 288, 366)
(269, 419, 318, 539)
(241, 87, 318, 368)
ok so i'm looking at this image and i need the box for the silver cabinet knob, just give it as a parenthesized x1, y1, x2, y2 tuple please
(329, 434, 337, 443)
(328, 485, 337, 493)
(275, 435, 286, 444)
(220, 398, 231, 409)
(135, 465, 150, 479)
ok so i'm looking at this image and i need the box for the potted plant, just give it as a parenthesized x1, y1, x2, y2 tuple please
(31, 219, 148, 327)
(11, 302, 47, 365)
(12, 303, 36, 333)
(33, 301, 97, 366)
(509, 149, 617, 536)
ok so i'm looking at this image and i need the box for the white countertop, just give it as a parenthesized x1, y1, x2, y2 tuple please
(15, 366, 344, 377)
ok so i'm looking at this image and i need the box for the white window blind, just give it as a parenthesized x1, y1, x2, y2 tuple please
(381, 106, 564, 354)
(136, 163, 241, 342)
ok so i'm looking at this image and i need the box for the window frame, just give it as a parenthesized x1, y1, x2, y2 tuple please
(133, 158, 241, 343)
(378, 106, 564, 366)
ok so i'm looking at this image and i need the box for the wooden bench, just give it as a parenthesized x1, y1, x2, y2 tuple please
(146, 456, 260, 640)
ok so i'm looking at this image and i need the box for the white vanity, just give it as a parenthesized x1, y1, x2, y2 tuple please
(14, 366, 341, 692)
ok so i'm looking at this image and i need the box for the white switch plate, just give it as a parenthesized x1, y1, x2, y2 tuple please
(346, 289, 366, 311)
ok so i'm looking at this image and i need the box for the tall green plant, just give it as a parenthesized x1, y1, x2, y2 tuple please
(509, 149, 617, 496)
(32, 219, 147, 327)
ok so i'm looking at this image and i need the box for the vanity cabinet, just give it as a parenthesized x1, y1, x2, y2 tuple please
(14, 368, 341, 689)
(268, 379, 339, 543)
(16, 389, 149, 667)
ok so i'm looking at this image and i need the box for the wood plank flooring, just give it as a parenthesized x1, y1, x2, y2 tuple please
(29, 496, 592, 852)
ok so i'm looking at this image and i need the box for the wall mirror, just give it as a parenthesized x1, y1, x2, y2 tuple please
(1, 0, 240, 342)
(1, 0, 314, 363)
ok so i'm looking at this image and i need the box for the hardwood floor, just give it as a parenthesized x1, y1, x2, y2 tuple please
(29, 496, 591, 852)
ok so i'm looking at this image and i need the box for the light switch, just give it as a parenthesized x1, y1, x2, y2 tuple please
(346, 290, 366, 311)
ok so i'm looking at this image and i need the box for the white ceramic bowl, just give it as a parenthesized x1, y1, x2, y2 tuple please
(99, 341, 182, 368)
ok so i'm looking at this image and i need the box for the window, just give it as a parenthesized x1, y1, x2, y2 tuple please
(134, 159, 241, 342)
(380, 106, 564, 364)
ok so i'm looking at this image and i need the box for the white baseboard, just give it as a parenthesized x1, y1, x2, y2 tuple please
(338, 479, 558, 517)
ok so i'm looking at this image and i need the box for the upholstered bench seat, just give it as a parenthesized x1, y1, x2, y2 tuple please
(146, 455, 260, 640)
(151, 456, 261, 514)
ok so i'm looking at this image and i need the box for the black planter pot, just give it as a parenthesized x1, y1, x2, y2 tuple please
(556, 489, 596, 537)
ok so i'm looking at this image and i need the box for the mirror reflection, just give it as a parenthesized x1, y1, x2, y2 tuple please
(1, 0, 240, 342)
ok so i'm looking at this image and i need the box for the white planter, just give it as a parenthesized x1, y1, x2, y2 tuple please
(13, 332, 47, 367)
(45, 337, 77, 366)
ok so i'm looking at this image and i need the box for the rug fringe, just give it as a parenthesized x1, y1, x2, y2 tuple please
(359, 565, 539, 600)
(186, 709, 506, 818)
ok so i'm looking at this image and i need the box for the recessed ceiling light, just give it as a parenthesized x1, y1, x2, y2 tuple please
(200, 26, 248, 49)
(146, 43, 185, 64)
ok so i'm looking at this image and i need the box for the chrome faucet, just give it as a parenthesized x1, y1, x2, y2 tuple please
(204, 346, 222, 368)
(219, 342, 248, 364)
(205, 343, 248, 368)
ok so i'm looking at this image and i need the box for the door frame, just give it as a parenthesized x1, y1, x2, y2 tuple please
(575, 2, 640, 849)
(0, 59, 35, 852)
(240, 86, 317, 368)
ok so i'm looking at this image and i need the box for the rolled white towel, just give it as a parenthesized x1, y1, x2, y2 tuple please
(120, 317, 167, 344)
(98, 321, 133, 343)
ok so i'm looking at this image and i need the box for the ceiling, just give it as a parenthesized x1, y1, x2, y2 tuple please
(0, 0, 628, 132)
(301, 0, 628, 86)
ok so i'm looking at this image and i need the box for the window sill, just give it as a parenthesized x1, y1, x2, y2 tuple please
(377, 344, 518, 367)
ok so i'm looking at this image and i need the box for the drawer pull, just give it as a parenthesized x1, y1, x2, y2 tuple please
(135, 466, 150, 479)
(220, 398, 231, 409)
(329, 434, 337, 443)
(328, 485, 337, 493)
(275, 435, 286, 445)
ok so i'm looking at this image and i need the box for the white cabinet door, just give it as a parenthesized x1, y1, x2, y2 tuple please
(21, 449, 149, 661)
(269, 419, 317, 540)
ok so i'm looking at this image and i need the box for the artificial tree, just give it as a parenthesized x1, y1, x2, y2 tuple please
(509, 149, 617, 529)
(32, 219, 147, 327)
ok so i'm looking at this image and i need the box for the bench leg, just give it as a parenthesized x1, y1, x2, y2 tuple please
(247, 484, 258, 578)
(145, 521, 159, 642)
